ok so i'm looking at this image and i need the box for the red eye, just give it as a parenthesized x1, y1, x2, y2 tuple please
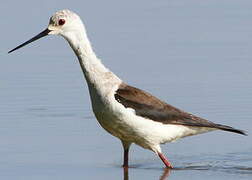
(58, 19, 65, 25)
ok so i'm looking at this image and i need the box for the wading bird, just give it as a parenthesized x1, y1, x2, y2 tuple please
(9, 10, 246, 168)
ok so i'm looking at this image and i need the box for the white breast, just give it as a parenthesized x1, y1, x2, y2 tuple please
(89, 84, 214, 151)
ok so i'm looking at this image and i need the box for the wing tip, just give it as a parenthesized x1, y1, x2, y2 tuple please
(216, 124, 247, 136)
(229, 129, 248, 136)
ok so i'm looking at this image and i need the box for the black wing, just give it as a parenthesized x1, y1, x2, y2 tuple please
(115, 83, 246, 135)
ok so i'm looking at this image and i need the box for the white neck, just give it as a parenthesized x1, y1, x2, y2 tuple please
(61, 26, 121, 96)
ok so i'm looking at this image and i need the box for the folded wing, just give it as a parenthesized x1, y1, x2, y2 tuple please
(115, 83, 246, 135)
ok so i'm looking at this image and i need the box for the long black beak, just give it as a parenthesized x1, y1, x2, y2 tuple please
(8, 28, 51, 53)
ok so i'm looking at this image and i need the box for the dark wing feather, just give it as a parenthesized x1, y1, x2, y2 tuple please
(115, 83, 246, 135)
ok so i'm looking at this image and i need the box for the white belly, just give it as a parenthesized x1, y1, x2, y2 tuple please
(87, 79, 214, 151)
(91, 95, 214, 151)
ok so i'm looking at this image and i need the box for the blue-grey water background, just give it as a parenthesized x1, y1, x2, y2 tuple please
(1, 0, 252, 179)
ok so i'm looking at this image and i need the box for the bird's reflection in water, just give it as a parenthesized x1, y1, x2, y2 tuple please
(123, 167, 129, 180)
(159, 168, 171, 180)
(123, 167, 171, 180)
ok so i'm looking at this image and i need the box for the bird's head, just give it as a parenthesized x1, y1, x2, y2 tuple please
(8, 9, 85, 53)
(48, 9, 84, 35)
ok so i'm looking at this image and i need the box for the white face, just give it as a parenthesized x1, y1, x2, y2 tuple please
(48, 10, 81, 35)
(47, 18, 66, 35)
(8, 9, 82, 53)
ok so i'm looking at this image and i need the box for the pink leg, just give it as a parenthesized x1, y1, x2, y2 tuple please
(123, 148, 129, 167)
(158, 152, 173, 168)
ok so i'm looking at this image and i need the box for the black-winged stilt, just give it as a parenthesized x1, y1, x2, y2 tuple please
(8, 10, 247, 168)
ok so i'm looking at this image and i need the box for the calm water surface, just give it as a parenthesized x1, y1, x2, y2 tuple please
(1, 0, 252, 179)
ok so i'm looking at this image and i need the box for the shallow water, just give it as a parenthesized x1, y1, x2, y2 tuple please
(1, 0, 252, 179)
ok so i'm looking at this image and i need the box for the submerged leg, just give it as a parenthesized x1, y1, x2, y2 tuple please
(121, 140, 131, 167)
(158, 152, 173, 168)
